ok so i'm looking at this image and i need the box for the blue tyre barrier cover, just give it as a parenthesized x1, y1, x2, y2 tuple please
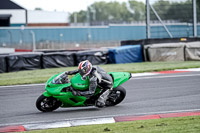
(108, 45, 143, 64)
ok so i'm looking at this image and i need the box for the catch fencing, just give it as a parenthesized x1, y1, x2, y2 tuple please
(147, 0, 199, 38)
(1, 24, 200, 50)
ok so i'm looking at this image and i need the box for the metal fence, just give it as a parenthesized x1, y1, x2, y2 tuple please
(0, 0, 199, 50)
(146, 0, 199, 38)
(0, 25, 147, 50)
(1, 24, 200, 50)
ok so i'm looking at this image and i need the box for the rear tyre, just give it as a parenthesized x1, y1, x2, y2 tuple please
(36, 95, 62, 112)
(106, 86, 126, 106)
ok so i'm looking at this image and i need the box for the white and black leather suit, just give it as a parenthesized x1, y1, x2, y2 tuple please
(66, 66, 113, 96)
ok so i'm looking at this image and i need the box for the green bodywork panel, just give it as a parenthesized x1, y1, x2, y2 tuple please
(70, 72, 130, 90)
(45, 73, 71, 95)
(43, 90, 87, 107)
(44, 73, 87, 107)
(70, 73, 89, 91)
(108, 72, 130, 88)
(43, 71, 130, 108)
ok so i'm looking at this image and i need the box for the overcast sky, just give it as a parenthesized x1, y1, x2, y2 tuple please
(12, 0, 186, 13)
(12, 0, 145, 13)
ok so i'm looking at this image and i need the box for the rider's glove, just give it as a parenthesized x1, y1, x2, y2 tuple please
(65, 71, 68, 75)
(66, 71, 74, 75)
(72, 90, 81, 96)
(70, 87, 81, 96)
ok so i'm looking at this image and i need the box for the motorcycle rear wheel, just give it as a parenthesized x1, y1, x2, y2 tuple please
(36, 95, 62, 112)
(106, 86, 126, 106)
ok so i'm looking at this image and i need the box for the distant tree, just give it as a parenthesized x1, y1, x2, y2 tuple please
(197, 0, 200, 22)
(151, 0, 171, 20)
(70, 1, 133, 23)
(34, 7, 43, 11)
(89, 1, 131, 22)
(70, 10, 87, 23)
(70, 0, 200, 24)
(150, 0, 193, 22)
(167, 0, 193, 22)
(128, 0, 145, 21)
(197, 0, 200, 8)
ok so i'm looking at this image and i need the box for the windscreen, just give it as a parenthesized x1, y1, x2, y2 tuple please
(51, 72, 70, 84)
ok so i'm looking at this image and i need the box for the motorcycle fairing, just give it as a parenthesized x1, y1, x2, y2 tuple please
(108, 72, 130, 88)
(70, 73, 89, 91)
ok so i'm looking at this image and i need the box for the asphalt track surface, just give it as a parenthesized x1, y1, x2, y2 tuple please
(0, 71, 200, 126)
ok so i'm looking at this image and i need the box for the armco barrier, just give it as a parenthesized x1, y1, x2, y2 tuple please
(7, 53, 42, 72)
(185, 41, 200, 61)
(0, 55, 7, 73)
(108, 45, 143, 64)
(75, 49, 109, 65)
(42, 52, 75, 68)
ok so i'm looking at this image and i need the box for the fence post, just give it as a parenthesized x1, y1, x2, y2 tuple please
(7, 30, 12, 45)
(193, 0, 197, 37)
(146, 0, 151, 39)
(30, 30, 36, 52)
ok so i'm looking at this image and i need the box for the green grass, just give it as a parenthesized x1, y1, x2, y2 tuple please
(25, 115, 200, 133)
(1, 61, 200, 86)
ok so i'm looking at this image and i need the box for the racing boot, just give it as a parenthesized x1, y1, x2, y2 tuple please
(95, 89, 111, 108)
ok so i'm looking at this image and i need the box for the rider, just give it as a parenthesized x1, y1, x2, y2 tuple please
(65, 60, 113, 108)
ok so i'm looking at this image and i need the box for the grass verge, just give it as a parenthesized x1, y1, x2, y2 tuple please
(25, 115, 200, 133)
(1, 61, 200, 86)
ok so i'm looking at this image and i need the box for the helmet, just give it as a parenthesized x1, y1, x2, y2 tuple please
(78, 60, 92, 80)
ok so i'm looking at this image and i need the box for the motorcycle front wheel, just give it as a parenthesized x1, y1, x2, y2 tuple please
(36, 95, 62, 112)
(106, 85, 126, 106)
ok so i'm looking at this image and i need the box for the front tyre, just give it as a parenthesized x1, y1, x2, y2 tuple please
(106, 86, 126, 106)
(36, 95, 62, 112)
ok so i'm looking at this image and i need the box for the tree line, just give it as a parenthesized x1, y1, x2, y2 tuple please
(70, 0, 200, 24)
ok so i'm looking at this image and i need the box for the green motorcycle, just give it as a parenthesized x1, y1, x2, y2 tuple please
(36, 71, 131, 112)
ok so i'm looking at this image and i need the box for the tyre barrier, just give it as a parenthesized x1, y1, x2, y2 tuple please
(0, 55, 7, 73)
(185, 42, 200, 61)
(145, 43, 185, 62)
(42, 52, 76, 68)
(0, 40, 200, 73)
(121, 37, 200, 62)
(0, 49, 111, 73)
(75, 49, 109, 65)
(108, 45, 143, 64)
(6, 52, 42, 72)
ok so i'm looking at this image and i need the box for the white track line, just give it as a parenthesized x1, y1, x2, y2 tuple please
(0, 83, 45, 88)
(175, 68, 200, 71)
(131, 73, 200, 80)
(132, 73, 159, 77)
(1, 108, 200, 127)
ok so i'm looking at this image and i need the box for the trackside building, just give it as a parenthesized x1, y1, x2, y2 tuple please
(0, 0, 27, 27)
(0, 0, 69, 27)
